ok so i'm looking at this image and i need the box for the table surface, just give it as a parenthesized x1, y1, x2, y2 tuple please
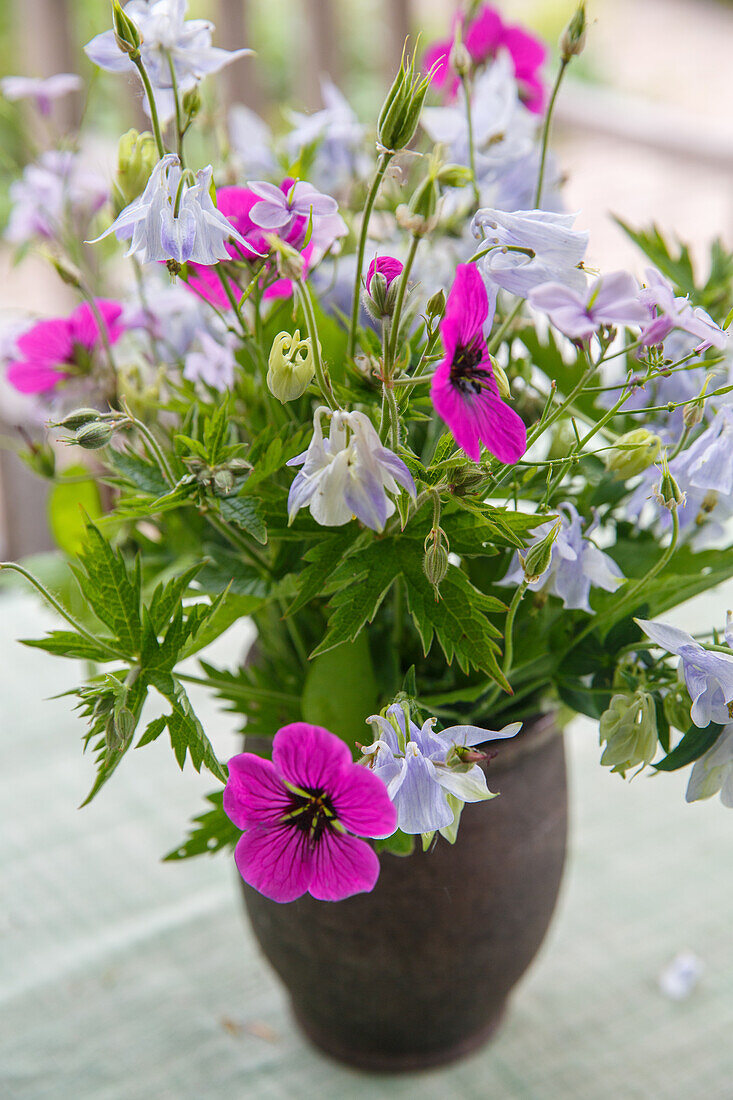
(2, 590, 733, 1100)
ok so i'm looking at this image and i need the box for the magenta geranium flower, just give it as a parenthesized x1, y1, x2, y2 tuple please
(430, 264, 526, 464)
(6, 299, 125, 395)
(366, 255, 403, 294)
(224, 722, 397, 903)
(424, 4, 547, 113)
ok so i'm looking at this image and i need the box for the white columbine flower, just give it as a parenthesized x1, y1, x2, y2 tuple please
(84, 0, 251, 123)
(362, 704, 522, 836)
(91, 154, 249, 265)
(287, 407, 416, 532)
(473, 207, 589, 298)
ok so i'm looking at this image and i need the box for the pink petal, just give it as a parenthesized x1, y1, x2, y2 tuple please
(234, 824, 314, 903)
(465, 8, 504, 61)
(501, 25, 548, 76)
(443, 264, 488, 348)
(272, 722, 353, 792)
(224, 752, 291, 829)
(70, 299, 124, 349)
(6, 360, 67, 394)
(423, 40, 451, 86)
(366, 255, 404, 293)
(308, 829, 380, 901)
(431, 362, 482, 462)
(16, 317, 73, 364)
(329, 765, 398, 838)
(475, 391, 527, 464)
(185, 263, 232, 309)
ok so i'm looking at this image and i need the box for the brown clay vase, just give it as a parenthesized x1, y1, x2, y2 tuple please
(241, 712, 567, 1071)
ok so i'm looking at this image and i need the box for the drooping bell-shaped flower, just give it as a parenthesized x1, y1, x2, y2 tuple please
(91, 155, 248, 265)
(473, 207, 589, 298)
(686, 724, 733, 806)
(287, 406, 416, 532)
(639, 268, 727, 351)
(637, 619, 733, 728)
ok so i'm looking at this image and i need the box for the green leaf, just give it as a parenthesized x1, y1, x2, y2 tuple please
(71, 523, 142, 655)
(245, 424, 311, 489)
(146, 675, 227, 781)
(654, 722, 724, 772)
(48, 466, 102, 555)
(217, 495, 267, 544)
(21, 629, 117, 663)
(203, 402, 230, 464)
(107, 449, 168, 496)
(164, 791, 240, 860)
(287, 530, 360, 616)
(301, 634, 379, 750)
(309, 541, 401, 658)
(374, 829, 415, 857)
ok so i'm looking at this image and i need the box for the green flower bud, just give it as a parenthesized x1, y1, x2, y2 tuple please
(74, 421, 115, 450)
(605, 428, 662, 480)
(653, 455, 686, 511)
(56, 408, 105, 431)
(182, 85, 201, 120)
(664, 683, 693, 733)
(491, 361, 511, 401)
(377, 47, 432, 152)
(449, 40, 471, 79)
(425, 288, 446, 321)
(436, 164, 474, 189)
(46, 252, 83, 289)
(423, 537, 449, 590)
(560, 3, 587, 62)
(112, 0, 142, 57)
(599, 690, 658, 777)
(113, 129, 159, 214)
(267, 330, 318, 403)
(520, 519, 561, 583)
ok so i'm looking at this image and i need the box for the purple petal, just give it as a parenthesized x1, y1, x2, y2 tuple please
(444, 263, 488, 347)
(234, 824, 313, 902)
(308, 830, 380, 901)
(272, 722, 352, 792)
(224, 752, 291, 829)
(637, 618, 695, 655)
(329, 765, 397, 838)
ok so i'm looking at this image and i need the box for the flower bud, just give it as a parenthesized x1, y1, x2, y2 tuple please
(267, 330, 318, 403)
(74, 421, 115, 449)
(364, 256, 403, 320)
(559, 3, 587, 62)
(491, 360, 511, 401)
(112, 0, 143, 57)
(56, 408, 105, 431)
(182, 85, 201, 119)
(652, 456, 686, 511)
(425, 288, 446, 321)
(683, 401, 705, 429)
(423, 538, 449, 589)
(600, 690, 658, 777)
(664, 684, 693, 733)
(46, 252, 83, 289)
(113, 129, 159, 214)
(605, 428, 662, 480)
(449, 40, 471, 79)
(377, 47, 432, 152)
(520, 520, 561, 583)
(436, 164, 473, 189)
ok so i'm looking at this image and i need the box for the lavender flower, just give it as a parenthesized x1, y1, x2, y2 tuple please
(501, 503, 624, 612)
(686, 724, 733, 806)
(675, 405, 733, 497)
(183, 329, 236, 390)
(84, 0, 251, 124)
(287, 407, 416, 532)
(1, 73, 82, 115)
(5, 151, 107, 244)
(638, 619, 733, 727)
(248, 179, 343, 246)
(473, 207, 589, 298)
(529, 271, 648, 341)
(92, 155, 248, 265)
(362, 704, 521, 835)
(640, 268, 728, 351)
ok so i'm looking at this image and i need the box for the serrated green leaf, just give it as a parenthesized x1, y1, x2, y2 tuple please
(287, 530, 360, 616)
(21, 630, 118, 663)
(149, 675, 227, 781)
(107, 449, 168, 496)
(164, 791, 240, 860)
(72, 524, 142, 655)
(217, 495, 267, 544)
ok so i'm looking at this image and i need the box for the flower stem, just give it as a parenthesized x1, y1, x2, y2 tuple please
(131, 55, 166, 159)
(296, 279, 338, 410)
(347, 151, 393, 360)
(120, 398, 176, 486)
(459, 72, 481, 209)
(533, 58, 568, 208)
(387, 233, 420, 366)
(166, 51, 185, 164)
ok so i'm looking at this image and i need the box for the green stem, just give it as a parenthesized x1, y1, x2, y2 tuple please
(296, 279, 338, 410)
(120, 400, 176, 486)
(387, 233, 420, 366)
(0, 563, 124, 660)
(483, 580, 528, 711)
(347, 152, 393, 360)
(534, 59, 568, 208)
(205, 514, 271, 575)
(166, 51, 185, 163)
(131, 55, 166, 159)
(487, 300, 523, 356)
(460, 72, 481, 209)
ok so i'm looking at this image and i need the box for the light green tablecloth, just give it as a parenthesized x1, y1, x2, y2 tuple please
(2, 592, 733, 1099)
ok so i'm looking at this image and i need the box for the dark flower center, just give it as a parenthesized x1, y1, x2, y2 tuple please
(450, 339, 490, 396)
(283, 786, 337, 845)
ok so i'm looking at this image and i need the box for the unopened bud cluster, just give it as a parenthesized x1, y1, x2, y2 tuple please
(183, 456, 252, 496)
(267, 330, 318, 402)
(55, 408, 118, 449)
(652, 455, 685, 511)
(377, 47, 432, 153)
(599, 690, 658, 777)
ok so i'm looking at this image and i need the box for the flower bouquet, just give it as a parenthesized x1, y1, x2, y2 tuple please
(3, 0, 733, 1070)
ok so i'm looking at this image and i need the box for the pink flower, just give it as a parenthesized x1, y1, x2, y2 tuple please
(366, 255, 403, 294)
(224, 723, 398, 903)
(430, 264, 526, 464)
(185, 182, 319, 308)
(424, 4, 547, 113)
(6, 300, 124, 395)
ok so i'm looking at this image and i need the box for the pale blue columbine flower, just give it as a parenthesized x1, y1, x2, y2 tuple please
(638, 619, 733, 728)
(362, 704, 522, 835)
(91, 155, 248, 265)
(529, 271, 648, 341)
(183, 328, 236, 390)
(501, 503, 623, 613)
(1, 73, 82, 115)
(473, 207, 589, 298)
(640, 268, 728, 351)
(5, 150, 107, 244)
(285, 78, 368, 189)
(675, 405, 733, 497)
(84, 0, 251, 124)
(686, 724, 733, 806)
(287, 407, 416, 532)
